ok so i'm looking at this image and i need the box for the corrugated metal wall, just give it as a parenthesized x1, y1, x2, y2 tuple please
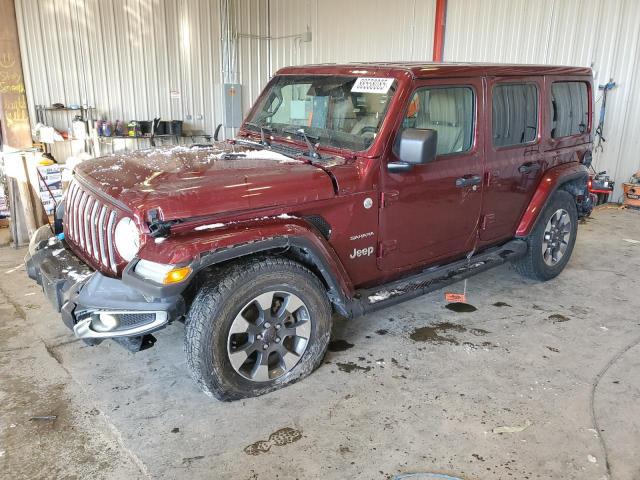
(446, 0, 640, 200)
(15, 0, 225, 157)
(268, 0, 436, 71)
(14, 0, 640, 196)
(15, 0, 436, 150)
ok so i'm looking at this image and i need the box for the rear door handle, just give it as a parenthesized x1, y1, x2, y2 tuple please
(455, 175, 482, 188)
(518, 162, 541, 174)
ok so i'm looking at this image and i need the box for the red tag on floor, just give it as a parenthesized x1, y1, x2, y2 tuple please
(445, 292, 466, 303)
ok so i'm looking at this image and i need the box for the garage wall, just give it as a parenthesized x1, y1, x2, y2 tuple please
(445, 0, 640, 200)
(13, 0, 640, 196)
(15, 0, 435, 151)
(15, 0, 225, 141)
(268, 0, 437, 71)
(232, 0, 270, 115)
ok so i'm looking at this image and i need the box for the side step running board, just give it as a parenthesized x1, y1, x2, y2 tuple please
(347, 239, 527, 318)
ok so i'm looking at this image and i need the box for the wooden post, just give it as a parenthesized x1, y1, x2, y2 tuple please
(0, 0, 37, 245)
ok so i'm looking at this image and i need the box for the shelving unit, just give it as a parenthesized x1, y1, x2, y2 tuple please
(34, 105, 96, 156)
(96, 131, 212, 154)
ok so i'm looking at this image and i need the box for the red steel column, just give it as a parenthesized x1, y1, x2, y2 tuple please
(432, 0, 447, 62)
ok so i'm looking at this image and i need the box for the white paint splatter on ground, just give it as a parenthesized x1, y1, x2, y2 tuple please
(5, 264, 24, 274)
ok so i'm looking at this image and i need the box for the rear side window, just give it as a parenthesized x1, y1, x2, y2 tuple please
(492, 84, 538, 147)
(404, 87, 474, 155)
(551, 82, 589, 138)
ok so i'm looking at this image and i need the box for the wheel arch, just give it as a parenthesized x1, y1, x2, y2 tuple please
(187, 229, 354, 317)
(516, 163, 590, 238)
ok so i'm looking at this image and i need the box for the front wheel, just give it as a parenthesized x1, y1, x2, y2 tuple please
(185, 257, 332, 401)
(515, 190, 578, 281)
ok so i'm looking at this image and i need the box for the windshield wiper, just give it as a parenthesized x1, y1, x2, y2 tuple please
(244, 122, 272, 147)
(283, 127, 321, 159)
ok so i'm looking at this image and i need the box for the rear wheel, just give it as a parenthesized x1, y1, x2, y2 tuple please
(515, 190, 578, 281)
(185, 257, 332, 401)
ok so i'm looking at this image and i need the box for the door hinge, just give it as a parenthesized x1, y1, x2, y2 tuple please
(378, 239, 397, 257)
(380, 190, 399, 208)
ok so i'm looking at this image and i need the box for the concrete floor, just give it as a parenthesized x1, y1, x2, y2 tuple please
(1, 207, 639, 480)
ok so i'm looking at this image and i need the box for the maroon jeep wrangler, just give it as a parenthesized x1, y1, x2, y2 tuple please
(27, 63, 594, 400)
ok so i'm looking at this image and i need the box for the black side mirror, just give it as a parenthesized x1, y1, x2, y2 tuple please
(388, 128, 438, 173)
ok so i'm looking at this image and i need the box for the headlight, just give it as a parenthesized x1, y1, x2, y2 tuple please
(134, 259, 192, 284)
(114, 217, 140, 261)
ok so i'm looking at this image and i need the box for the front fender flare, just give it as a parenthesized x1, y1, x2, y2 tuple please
(195, 234, 353, 308)
(126, 219, 354, 315)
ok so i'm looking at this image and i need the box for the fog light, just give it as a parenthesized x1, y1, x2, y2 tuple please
(92, 313, 120, 332)
(163, 266, 192, 284)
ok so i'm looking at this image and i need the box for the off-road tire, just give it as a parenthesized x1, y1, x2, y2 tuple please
(185, 257, 332, 401)
(515, 190, 578, 281)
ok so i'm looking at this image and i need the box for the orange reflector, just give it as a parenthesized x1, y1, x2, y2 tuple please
(445, 292, 466, 303)
(163, 266, 192, 284)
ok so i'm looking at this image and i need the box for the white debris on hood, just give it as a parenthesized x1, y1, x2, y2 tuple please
(155, 237, 167, 244)
(157, 145, 203, 156)
(194, 223, 226, 231)
(242, 149, 302, 163)
(193, 214, 298, 232)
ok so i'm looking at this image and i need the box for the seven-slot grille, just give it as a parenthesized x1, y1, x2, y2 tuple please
(64, 178, 119, 272)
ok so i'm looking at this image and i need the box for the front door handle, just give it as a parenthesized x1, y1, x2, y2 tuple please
(518, 162, 541, 174)
(455, 175, 482, 188)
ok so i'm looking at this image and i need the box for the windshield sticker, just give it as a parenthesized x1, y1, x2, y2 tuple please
(351, 77, 394, 94)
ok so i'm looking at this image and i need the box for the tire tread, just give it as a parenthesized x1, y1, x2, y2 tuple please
(185, 256, 330, 400)
(514, 190, 577, 281)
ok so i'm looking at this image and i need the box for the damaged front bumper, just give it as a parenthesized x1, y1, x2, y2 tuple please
(25, 237, 185, 350)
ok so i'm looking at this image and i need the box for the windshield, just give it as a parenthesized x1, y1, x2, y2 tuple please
(246, 75, 397, 152)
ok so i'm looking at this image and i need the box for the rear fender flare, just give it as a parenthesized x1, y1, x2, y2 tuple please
(516, 163, 589, 237)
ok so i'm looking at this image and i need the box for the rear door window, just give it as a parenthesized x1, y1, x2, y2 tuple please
(551, 82, 589, 138)
(404, 87, 474, 156)
(492, 84, 538, 147)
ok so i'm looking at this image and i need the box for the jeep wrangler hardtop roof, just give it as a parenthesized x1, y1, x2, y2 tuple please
(277, 62, 592, 79)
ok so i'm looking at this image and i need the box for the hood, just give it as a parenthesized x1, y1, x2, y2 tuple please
(74, 143, 337, 221)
